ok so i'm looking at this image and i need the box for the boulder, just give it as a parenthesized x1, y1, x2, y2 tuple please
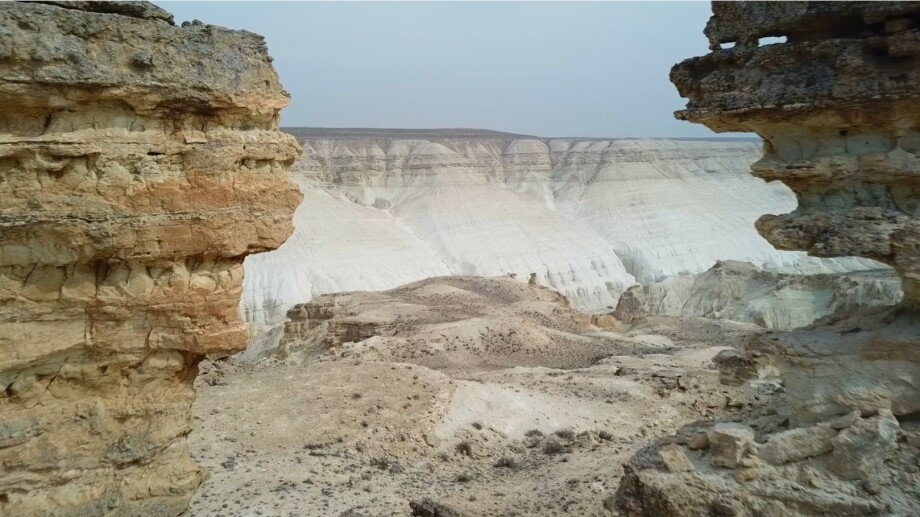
(707, 423, 757, 469)
(829, 411, 900, 480)
(759, 424, 836, 465)
(659, 444, 695, 473)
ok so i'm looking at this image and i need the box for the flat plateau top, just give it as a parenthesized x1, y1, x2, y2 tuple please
(282, 127, 759, 142)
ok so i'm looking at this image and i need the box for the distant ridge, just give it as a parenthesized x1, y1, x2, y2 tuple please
(281, 127, 760, 143)
(282, 127, 538, 140)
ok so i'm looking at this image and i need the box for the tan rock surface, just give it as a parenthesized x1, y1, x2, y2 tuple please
(274, 275, 638, 370)
(0, 2, 300, 515)
(189, 276, 767, 516)
(707, 423, 757, 469)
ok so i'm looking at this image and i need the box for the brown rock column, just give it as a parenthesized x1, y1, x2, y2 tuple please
(0, 2, 301, 515)
(671, 2, 920, 422)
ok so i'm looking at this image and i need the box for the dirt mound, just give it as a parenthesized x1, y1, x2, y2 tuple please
(190, 276, 768, 516)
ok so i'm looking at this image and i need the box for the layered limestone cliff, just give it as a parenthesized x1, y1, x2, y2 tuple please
(244, 129, 880, 331)
(0, 2, 300, 515)
(619, 2, 920, 515)
(614, 260, 902, 330)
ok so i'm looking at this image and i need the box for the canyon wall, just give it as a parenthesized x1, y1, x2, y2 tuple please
(244, 130, 880, 332)
(0, 2, 300, 515)
(614, 260, 902, 330)
(619, 2, 920, 514)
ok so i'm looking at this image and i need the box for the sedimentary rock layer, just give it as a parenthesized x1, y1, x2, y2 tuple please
(671, 0, 920, 308)
(618, 3, 920, 515)
(669, 0, 920, 424)
(0, 2, 300, 515)
(614, 260, 902, 330)
(244, 131, 880, 326)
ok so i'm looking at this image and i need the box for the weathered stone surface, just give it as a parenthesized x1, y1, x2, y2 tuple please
(687, 431, 710, 450)
(614, 260, 902, 330)
(34, 1, 174, 21)
(828, 411, 900, 480)
(619, 2, 920, 515)
(702, 2, 920, 50)
(671, 0, 920, 423)
(0, 2, 301, 516)
(756, 308, 920, 424)
(658, 444, 695, 473)
(906, 430, 920, 448)
(707, 423, 757, 469)
(409, 498, 470, 517)
(828, 410, 861, 430)
(618, 458, 887, 517)
(759, 423, 836, 465)
(672, 1, 920, 310)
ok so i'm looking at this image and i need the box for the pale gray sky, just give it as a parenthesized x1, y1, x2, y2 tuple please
(157, 1, 725, 138)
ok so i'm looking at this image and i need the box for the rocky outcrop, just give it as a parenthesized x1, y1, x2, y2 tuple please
(0, 2, 300, 516)
(262, 275, 649, 368)
(614, 260, 902, 330)
(671, 0, 920, 425)
(619, 2, 920, 515)
(409, 499, 470, 517)
(671, 1, 920, 309)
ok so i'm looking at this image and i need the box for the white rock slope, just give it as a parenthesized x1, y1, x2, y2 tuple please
(614, 260, 902, 330)
(243, 129, 878, 320)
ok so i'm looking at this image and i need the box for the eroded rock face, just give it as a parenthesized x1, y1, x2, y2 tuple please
(246, 131, 889, 321)
(676, 0, 920, 425)
(671, 0, 920, 309)
(270, 275, 617, 368)
(619, 2, 920, 515)
(0, 2, 301, 515)
(672, 0, 920, 422)
(613, 260, 902, 330)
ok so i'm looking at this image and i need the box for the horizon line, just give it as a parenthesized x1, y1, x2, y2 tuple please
(280, 126, 761, 142)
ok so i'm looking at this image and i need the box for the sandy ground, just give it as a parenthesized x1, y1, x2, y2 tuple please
(189, 279, 768, 516)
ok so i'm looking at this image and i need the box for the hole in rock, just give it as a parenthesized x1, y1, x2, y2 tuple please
(758, 36, 787, 46)
(895, 410, 920, 427)
(719, 41, 736, 50)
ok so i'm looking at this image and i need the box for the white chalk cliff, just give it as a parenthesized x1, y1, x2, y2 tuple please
(243, 129, 879, 322)
(614, 260, 902, 330)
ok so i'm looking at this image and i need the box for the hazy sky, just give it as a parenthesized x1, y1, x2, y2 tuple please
(157, 1, 723, 138)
